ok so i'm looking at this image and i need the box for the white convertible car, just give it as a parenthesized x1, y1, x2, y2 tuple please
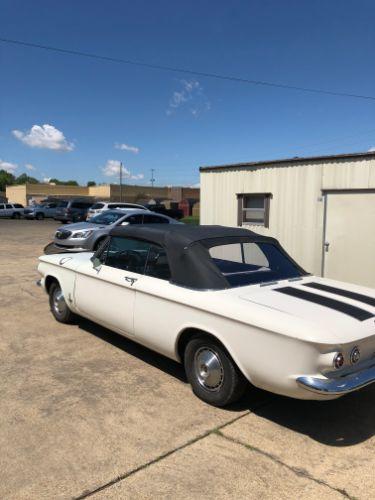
(37, 225, 375, 407)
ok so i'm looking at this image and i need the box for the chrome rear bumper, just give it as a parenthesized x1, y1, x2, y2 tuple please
(297, 364, 375, 395)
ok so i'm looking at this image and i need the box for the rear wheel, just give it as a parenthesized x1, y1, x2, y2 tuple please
(49, 282, 75, 323)
(12, 212, 21, 219)
(35, 212, 44, 220)
(184, 336, 247, 407)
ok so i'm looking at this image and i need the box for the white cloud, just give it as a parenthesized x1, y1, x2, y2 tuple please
(115, 143, 140, 154)
(25, 163, 36, 171)
(0, 159, 18, 173)
(190, 182, 200, 188)
(43, 177, 51, 183)
(167, 79, 211, 117)
(12, 124, 74, 151)
(101, 160, 144, 180)
(130, 173, 144, 180)
(368, 146, 375, 152)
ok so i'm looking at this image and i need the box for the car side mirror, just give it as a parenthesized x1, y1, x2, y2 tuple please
(90, 256, 102, 268)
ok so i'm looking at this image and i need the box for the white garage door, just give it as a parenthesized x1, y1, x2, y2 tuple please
(323, 191, 375, 287)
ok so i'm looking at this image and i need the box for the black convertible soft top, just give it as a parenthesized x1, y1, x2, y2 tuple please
(109, 224, 305, 289)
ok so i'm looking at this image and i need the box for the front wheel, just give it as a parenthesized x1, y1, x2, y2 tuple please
(49, 282, 75, 323)
(35, 212, 44, 220)
(184, 336, 247, 407)
(12, 212, 21, 219)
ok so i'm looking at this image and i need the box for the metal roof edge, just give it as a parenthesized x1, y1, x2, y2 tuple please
(199, 151, 375, 172)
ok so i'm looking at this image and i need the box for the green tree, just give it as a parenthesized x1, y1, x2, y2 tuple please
(15, 173, 40, 185)
(0, 170, 16, 191)
(87, 181, 96, 187)
(48, 178, 79, 186)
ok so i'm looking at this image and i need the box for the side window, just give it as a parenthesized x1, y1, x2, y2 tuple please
(72, 202, 92, 209)
(0, 204, 4, 210)
(143, 214, 169, 224)
(144, 245, 171, 280)
(6, 204, 12, 209)
(105, 237, 150, 274)
(107, 203, 125, 209)
(126, 214, 144, 224)
(209, 242, 270, 276)
(14, 204, 24, 208)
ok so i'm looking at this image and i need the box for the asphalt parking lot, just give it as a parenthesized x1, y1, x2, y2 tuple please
(1, 218, 375, 499)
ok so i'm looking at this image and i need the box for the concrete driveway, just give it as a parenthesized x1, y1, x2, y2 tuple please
(1, 219, 375, 499)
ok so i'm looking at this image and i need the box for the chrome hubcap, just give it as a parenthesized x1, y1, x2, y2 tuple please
(194, 347, 224, 391)
(53, 289, 66, 315)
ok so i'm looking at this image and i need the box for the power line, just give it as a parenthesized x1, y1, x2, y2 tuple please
(1, 36, 375, 102)
(293, 127, 375, 153)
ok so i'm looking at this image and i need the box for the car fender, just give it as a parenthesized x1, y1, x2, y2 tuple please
(175, 321, 255, 385)
(38, 260, 78, 312)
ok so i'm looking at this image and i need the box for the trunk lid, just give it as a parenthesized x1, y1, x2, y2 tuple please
(238, 277, 375, 343)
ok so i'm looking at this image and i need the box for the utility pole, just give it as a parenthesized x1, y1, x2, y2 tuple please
(119, 162, 123, 202)
(150, 168, 155, 188)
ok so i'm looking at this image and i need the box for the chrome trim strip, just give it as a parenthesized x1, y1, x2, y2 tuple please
(297, 365, 375, 395)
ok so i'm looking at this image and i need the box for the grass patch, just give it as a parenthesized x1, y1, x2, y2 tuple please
(181, 215, 200, 225)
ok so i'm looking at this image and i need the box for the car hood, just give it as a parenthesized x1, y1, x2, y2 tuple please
(236, 276, 375, 344)
(57, 222, 107, 231)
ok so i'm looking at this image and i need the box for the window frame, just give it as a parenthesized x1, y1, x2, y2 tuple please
(143, 214, 169, 224)
(97, 236, 171, 281)
(237, 193, 272, 228)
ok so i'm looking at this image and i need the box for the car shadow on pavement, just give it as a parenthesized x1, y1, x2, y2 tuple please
(239, 385, 375, 447)
(77, 317, 187, 383)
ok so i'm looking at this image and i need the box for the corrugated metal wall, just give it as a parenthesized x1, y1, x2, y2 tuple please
(201, 156, 375, 276)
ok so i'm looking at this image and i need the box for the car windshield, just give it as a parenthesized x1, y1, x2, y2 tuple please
(208, 241, 304, 287)
(91, 203, 104, 209)
(57, 201, 68, 207)
(90, 211, 125, 225)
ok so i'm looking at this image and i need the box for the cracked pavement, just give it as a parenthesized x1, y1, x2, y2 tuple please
(1, 219, 375, 499)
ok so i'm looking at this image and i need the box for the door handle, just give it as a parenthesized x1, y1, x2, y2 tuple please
(124, 276, 138, 286)
(324, 242, 330, 252)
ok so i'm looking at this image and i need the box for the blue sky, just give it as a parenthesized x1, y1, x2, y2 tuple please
(1, 0, 374, 187)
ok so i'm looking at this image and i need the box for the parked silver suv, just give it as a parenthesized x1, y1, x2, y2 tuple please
(0, 203, 25, 219)
(24, 202, 62, 220)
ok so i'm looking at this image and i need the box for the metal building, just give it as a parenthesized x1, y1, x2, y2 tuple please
(200, 151, 375, 287)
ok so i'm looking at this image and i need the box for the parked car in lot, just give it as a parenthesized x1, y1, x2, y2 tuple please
(0, 203, 25, 219)
(146, 203, 184, 220)
(86, 201, 146, 220)
(38, 225, 375, 407)
(53, 209, 180, 252)
(54, 199, 94, 223)
(24, 202, 62, 220)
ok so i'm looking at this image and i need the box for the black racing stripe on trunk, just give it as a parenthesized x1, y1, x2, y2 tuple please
(275, 286, 374, 321)
(304, 282, 375, 308)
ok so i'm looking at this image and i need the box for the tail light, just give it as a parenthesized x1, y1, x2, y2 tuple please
(350, 347, 360, 365)
(333, 353, 344, 369)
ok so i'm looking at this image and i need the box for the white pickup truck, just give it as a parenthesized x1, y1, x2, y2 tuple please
(0, 203, 25, 219)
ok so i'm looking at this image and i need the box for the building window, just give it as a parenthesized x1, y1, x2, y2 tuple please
(237, 193, 271, 227)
